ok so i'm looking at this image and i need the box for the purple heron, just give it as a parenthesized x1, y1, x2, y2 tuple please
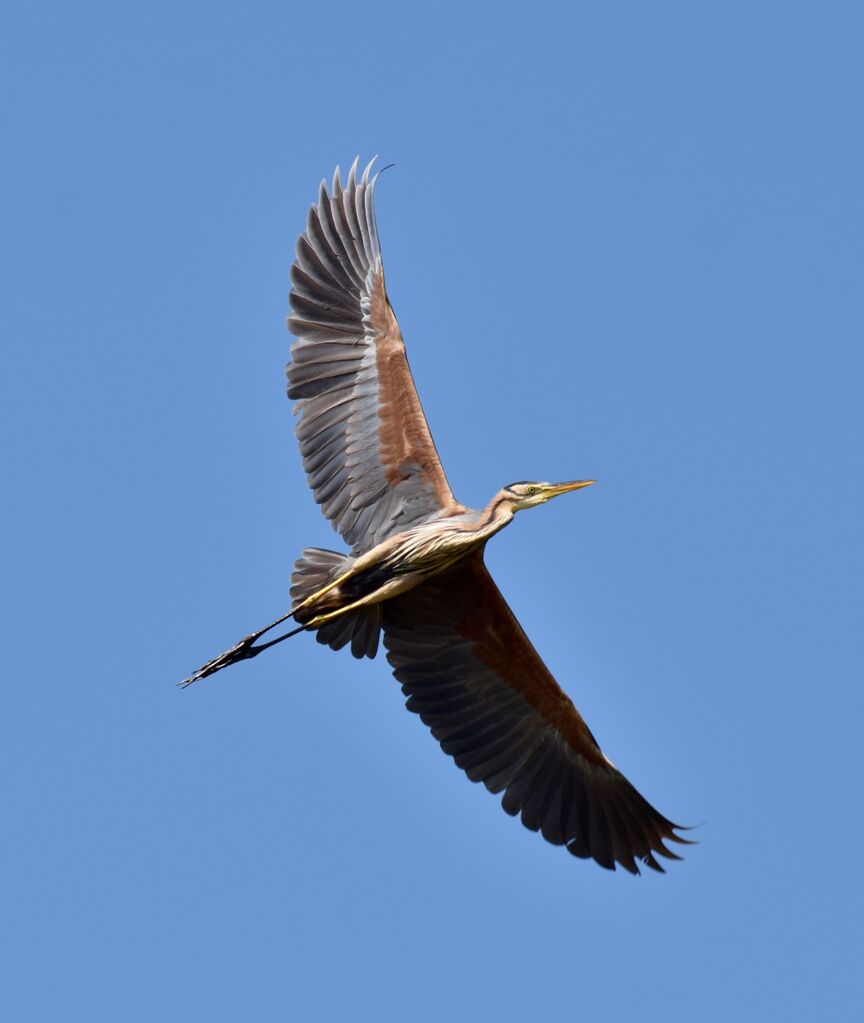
(181, 158, 690, 874)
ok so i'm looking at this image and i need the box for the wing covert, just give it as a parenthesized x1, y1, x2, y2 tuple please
(287, 158, 462, 552)
(381, 557, 690, 873)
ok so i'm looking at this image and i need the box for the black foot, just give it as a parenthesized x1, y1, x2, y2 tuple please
(178, 621, 308, 688)
(178, 633, 260, 688)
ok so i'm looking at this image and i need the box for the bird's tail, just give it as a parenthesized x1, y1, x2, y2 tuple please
(291, 548, 381, 660)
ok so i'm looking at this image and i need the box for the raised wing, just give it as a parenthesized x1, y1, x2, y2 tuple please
(382, 557, 690, 873)
(287, 158, 462, 552)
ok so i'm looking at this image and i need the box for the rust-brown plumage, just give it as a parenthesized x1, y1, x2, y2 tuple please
(181, 158, 691, 874)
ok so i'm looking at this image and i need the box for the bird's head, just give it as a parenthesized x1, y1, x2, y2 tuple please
(502, 479, 596, 512)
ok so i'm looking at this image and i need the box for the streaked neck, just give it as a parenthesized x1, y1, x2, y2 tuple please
(479, 489, 516, 533)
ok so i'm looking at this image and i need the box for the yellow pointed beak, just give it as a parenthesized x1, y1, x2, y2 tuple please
(546, 480, 596, 497)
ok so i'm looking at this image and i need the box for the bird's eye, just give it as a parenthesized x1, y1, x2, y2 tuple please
(526, 486, 537, 496)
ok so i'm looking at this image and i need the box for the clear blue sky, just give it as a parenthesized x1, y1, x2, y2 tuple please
(3, 2, 862, 1020)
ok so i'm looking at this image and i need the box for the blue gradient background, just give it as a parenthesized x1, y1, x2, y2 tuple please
(3, 2, 862, 1020)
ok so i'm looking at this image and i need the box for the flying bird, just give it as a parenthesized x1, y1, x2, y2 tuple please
(181, 158, 690, 874)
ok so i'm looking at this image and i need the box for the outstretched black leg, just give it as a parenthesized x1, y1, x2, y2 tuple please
(178, 613, 308, 688)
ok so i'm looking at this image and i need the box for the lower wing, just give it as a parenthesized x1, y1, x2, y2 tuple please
(381, 556, 690, 873)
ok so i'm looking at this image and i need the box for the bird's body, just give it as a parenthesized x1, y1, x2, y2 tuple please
(293, 482, 585, 632)
(182, 158, 690, 874)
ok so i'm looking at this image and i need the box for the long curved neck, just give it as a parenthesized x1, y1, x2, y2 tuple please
(475, 488, 516, 537)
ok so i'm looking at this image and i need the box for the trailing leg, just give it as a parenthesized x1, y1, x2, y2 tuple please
(178, 616, 309, 687)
